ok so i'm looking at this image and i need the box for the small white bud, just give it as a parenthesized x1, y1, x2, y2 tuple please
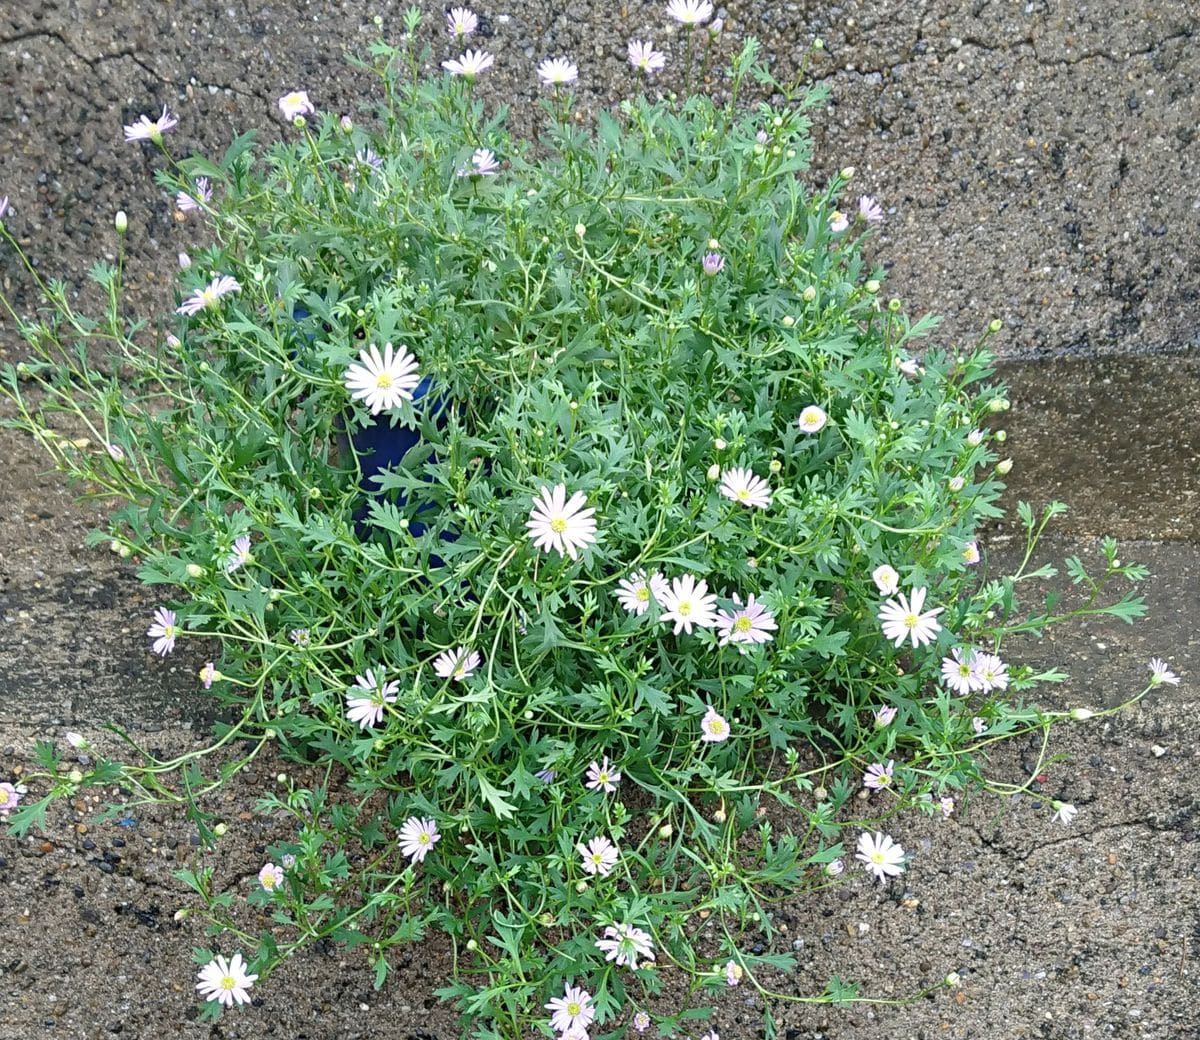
(988, 318, 1003, 333)
(114, 210, 128, 234)
(707, 238, 720, 251)
(574, 223, 586, 238)
(840, 166, 855, 180)
(865, 279, 881, 294)
(782, 315, 795, 327)
(177, 252, 191, 269)
(185, 563, 206, 578)
(803, 285, 817, 302)
(996, 458, 1013, 475)
(707, 463, 721, 481)
(658, 823, 673, 839)
(1070, 708, 1095, 721)
(213, 822, 228, 837)
(713, 437, 727, 451)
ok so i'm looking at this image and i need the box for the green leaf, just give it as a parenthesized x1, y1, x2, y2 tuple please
(475, 774, 517, 820)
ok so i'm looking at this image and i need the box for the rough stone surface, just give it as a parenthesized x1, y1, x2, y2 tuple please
(0, 1, 1197, 1038)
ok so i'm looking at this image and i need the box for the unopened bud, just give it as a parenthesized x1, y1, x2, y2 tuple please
(782, 314, 795, 327)
(114, 211, 128, 235)
(178, 251, 191, 269)
(276, 773, 287, 784)
(340, 115, 353, 132)
(466, 938, 479, 951)
(994, 429, 1007, 443)
(988, 397, 1010, 413)
(713, 437, 727, 451)
(803, 285, 817, 302)
(707, 463, 720, 481)
(707, 238, 720, 251)
(996, 458, 1013, 475)
(293, 115, 307, 129)
(814, 786, 828, 802)
(988, 318, 1003, 333)
(888, 297, 902, 312)
(575, 880, 588, 893)
(214, 822, 228, 837)
(173, 909, 188, 922)
(713, 807, 726, 823)
(813, 37, 825, 49)
(840, 166, 855, 180)
(66, 732, 87, 750)
(1070, 708, 1095, 721)
(945, 972, 961, 987)
(708, 17, 723, 36)
(185, 563, 206, 579)
(865, 279, 880, 294)
(574, 223, 586, 238)
(67, 769, 84, 784)
(769, 459, 782, 474)
(658, 823, 673, 839)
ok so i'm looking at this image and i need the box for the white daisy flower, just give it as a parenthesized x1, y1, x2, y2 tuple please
(878, 586, 944, 648)
(855, 831, 906, 883)
(343, 342, 421, 415)
(525, 484, 597, 559)
(657, 573, 719, 635)
(719, 467, 772, 509)
(615, 570, 669, 615)
(433, 646, 481, 681)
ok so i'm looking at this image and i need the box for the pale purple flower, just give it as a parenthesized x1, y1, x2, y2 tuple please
(442, 49, 494, 78)
(658, 573, 719, 635)
(858, 195, 884, 223)
(756, 129, 770, 145)
(345, 668, 399, 729)
(719, 467, 770, 509)
(824, 858, 844, 877)
(339, 115, 353, 132)
(941, 648, 981, 696)
(0, 783, 22, 814)
(177, 252, 191, 270)
(948, 475, 965, 492)
(535, 768, 557, 784)
(579, 835, 619, 877)
(595, 922, 655, 969)
(537, 57, 579, 86)
(546, 985, 595, 1036)
(829, 210, 849, 233)
(632, 1010, 651, 1033)
(278, 91, 314, 120)
(897, 354, 921, 377)
(147, 607, 180, 656)
(856, 831, 906, 883)
(225, 534, 252, 573)
(176, 274, 241, 316)
(195, 952, 257, 1007)
(666, 0, 714, 25)
(872, 564, 900, 596)
(433, 646, 481, 682)
(281, 854, 296, 869)
(797, 404, 828, 433)
(700, 705, 730, 743)
(940, 797, 955, 818)
(105, 443, 125, 461)
(1051, 801, 1078, 826)
(398, 816, 440, 862)
(874, 705, 897, 728)
(967, 428, 985, 447)
(344, 342, 421, 415)
(258, 863, 284, 891)
(863, 760, 895, 791)
(458, 147, 500, 177)
(972, 652, 1009, 693)
(878, 587, 944, 648)
(628, 39, 666, 74)
(1149, 657, 1180, 685)
(356, 147, 384, 173)
(700, 1031, 719, 1040)
(962, 540, 981, 565)
(585, 756, 621, 793)
(724, 959, 744, 986)
(123, 106, 177, 144)
(526, 484, 598, 560)
(702, 252, 725, 276)
(199, 662, 217, 689)
(289, 628, 311, 648)
(175, 177, 213, 213)
(716, 594, 777, 646)
(616, 570, 669, 615)
(971, 716, 988, 735)
(446, 6, 478, 37)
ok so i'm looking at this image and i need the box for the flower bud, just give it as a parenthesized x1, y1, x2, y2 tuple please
(708, 17, 723, 36)
(114, 211, 128, 235)
(466, 938, 479, 951)
(713, 437, 727, 451)
(769, 459, 782, 474)
(523, 709, 533, 720)
(707, 238, 720, 251)
(574, 223, 586, 238)
(746, 556, 757, 569)
(753, 143, 765, 156)
(185, 563, 206, 579)
(575, 880, 588, 893)
(813, 37, 825, 49)
(713, 807, 726, 823)
(803, 286, 817, 302)
(658, 823, 673, 839)
(814, 786, 828, 801)
(865, 279, 880, 294)
(787, 148, 796, 159)
(967, 429, 985, 446)
(167, 334, 182, 350)
(340, 115, 353, 132)
(214, 822, 228, 837)
(276, 773, 287, 784)
(840, 166, 855, 180)
(888, 297, 902, 312)
(988, 397, 1010, 413)
(293, 115, 307, 129)
(707, 463, 721, 481)
(67, 768, 84, 783)
(66, 732, 87, 750)
(945, 972, 961, 987)
(996, 458, 1013, 475)
(1070, 708, 1095, 721)
(782, 314, 795, 327)
(173, 909, 188, 922)
(994, 429, 1007, 443)
(177, 252, 191, 269)
(988, 318, 1003, 333)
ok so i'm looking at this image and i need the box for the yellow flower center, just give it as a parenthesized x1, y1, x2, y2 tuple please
(636, 587, 649, 602)
(550, 516, 567, 533)
(418, 833, 430, 845)
(870, 851, 886, 865)
(678, 601, 692, 616)
(737, 489, 750, 502)
(734, 617, 752, 632)
(376, 372, 393, 389)
(877, 773, 890, 785)
(567, 1002, 581, 1016)
(220, 975, 236, 991)
(904, 612, 918, 629)
(199, 287, 217, 305)
(597, 771, 609, 784)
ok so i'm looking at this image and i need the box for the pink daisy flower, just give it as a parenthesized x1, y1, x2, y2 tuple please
(715, 594, 777, 646)
(177, 274, 241, 316)
(176, 177, 213, 213)
(398, 816, 440, 862)
(345, 668, 399, 729)
(863, 760, 895, 791)
(278, 91, 314, 120)
(628, 39, 666, 74)
(585, 755, 621, 793)
(433, 646, 481, 681)
(123, 106, 177, 144)
(146, 607, 180, 656)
